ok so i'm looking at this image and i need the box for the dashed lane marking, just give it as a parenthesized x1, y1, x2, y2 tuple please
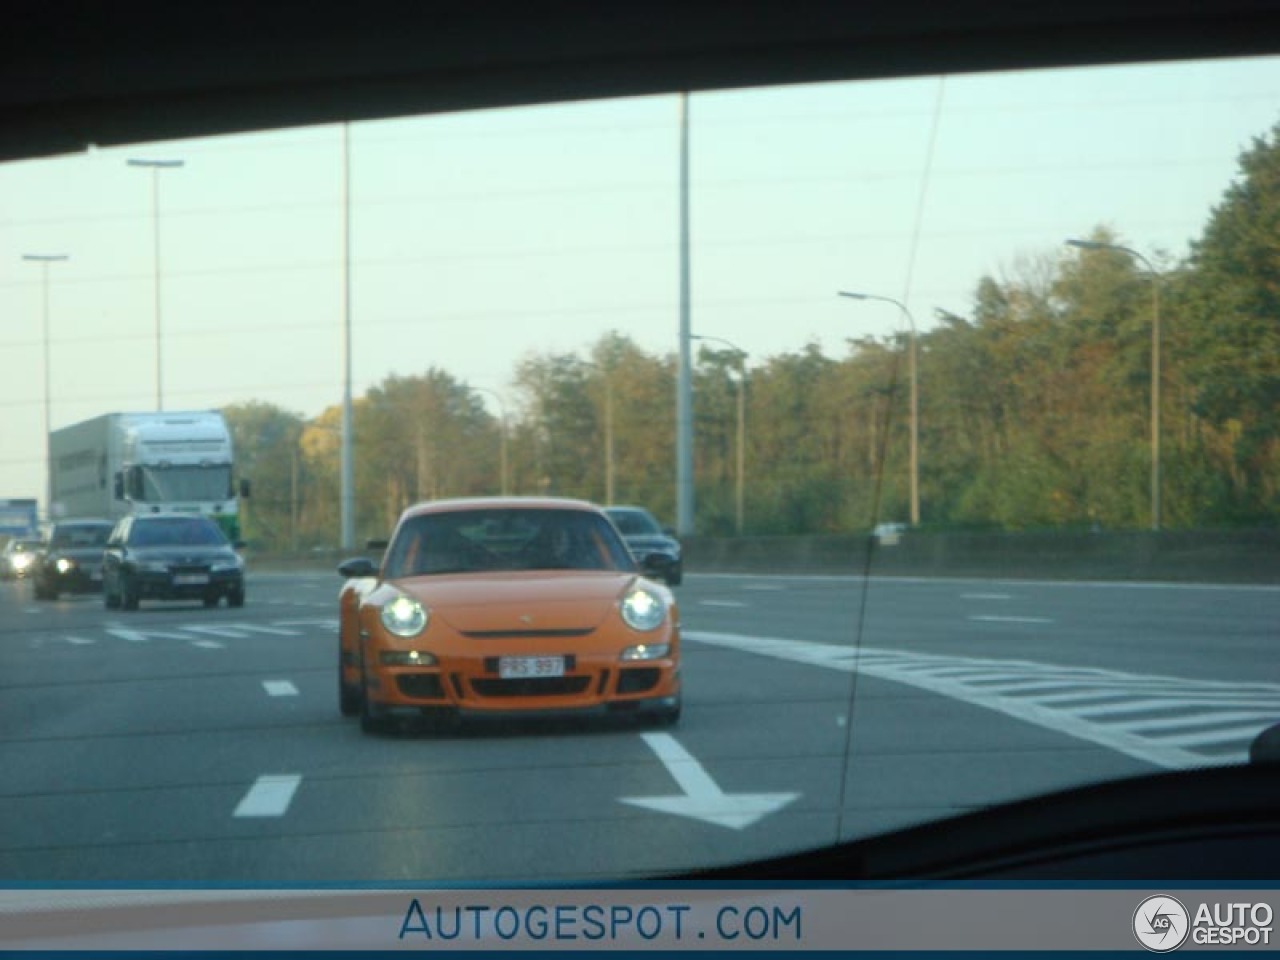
(968, 615, 1054, 624)
(262, 680, 299, 697)
(961, 593, 1012, 600)
(700, 600, 747, 608)
(233, 775, 302, 818)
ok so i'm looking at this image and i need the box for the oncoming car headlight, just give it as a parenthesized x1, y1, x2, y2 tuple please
(55, 557, 76, 574)
(620, 586, 666, 632)
(380, 594, 429, 637)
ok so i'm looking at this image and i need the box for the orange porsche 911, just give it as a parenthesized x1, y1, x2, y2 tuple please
(336, 497, 682, 733)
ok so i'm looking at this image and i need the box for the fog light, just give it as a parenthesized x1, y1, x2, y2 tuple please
(379, 650, 437, 666)
(621, 642, 670, 661)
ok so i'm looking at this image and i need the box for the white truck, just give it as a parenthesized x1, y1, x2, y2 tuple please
(49, 411, 249, 542)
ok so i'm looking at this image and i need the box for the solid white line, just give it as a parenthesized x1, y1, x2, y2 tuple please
(700, 600, 746, 608)
(968, 615, 1054, 624)
(262, 680, 299, 697)
(962, 593, 1012, 600)
(233, 775, 302, 818)
(65, 635, 96, 645)
(742, 584, 785, 591)
(1129, 710, 1279, 733)
(191, 639, 225, 650)
(1158, 724, 1272, 748)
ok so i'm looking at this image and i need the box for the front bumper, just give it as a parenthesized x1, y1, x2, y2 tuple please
(45, 564, 104, 593)
(360, 649, 681, 717)
(134, 568, 243, 600)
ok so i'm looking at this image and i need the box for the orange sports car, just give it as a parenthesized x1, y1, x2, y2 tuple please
(337, 497, 682, 733)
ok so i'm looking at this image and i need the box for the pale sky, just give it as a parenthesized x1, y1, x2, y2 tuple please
(2, 55, 1279, 502)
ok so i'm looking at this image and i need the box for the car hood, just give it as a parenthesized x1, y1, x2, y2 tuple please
(46, 547, 105, 562)
(128, 546, 238, 564)
(387, 571, 645, 633)
(622, 534, 680, 555)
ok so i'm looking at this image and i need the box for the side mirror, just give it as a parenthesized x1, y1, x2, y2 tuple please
(232, 540, 247, 550)
(338, 557, 379, 579)
(365, 539, 389, 551)
(662, 527, 677, 537)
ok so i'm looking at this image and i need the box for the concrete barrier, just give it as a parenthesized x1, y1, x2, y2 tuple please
(682, 530, 1280, 584)
(245, 530, 1280, 585)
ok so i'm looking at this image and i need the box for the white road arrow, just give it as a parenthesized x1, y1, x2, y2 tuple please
(619, 732, 799, 830)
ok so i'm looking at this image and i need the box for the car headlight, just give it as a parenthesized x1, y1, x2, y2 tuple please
(620, 586, 666, 632)
(621, 642, 671, 661)
(12, 555, 32, 571)
(212, 557, 243, 573)
(55, 557, 76, 574)
(380, 594, 429, 637)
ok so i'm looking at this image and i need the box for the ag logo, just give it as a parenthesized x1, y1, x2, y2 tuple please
(1134, 895, 1190, 952)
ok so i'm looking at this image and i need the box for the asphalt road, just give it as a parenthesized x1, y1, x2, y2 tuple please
(1, 570, 1277, 883)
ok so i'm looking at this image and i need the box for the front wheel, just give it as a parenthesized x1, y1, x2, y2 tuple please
(227, 585, 245, 608)
(121, 574, 140, 611)
(104, 581, 121, 609)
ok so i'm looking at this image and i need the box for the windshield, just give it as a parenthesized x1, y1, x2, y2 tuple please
(1, 53, 1278, 888)
(607, 508, 664, 537)
(138, 465, 230, 502)
(384, 508, 635, 577)
(127, 518, 227, 548)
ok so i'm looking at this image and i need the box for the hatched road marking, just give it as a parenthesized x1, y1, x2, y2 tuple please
(687, 630, 1280, 768)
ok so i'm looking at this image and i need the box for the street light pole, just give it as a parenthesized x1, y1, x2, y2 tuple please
(340, 123, 356, 551)
(838, 291, 920, 527)
(22, 254, 69, 522)
(675, 91, 695, 536)
(1066, 238, 1162, 531)
(127, 158, 183, 412)
(691, 334, 748, 535)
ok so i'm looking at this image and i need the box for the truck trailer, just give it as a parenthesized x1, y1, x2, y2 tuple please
(49, 411, 248, 541)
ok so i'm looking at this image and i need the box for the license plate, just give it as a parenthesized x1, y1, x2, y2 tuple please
(499, 655, 565, 679)
(174, 574, 209, 585)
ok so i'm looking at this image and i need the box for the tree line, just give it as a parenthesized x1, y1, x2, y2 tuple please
(226, 122, 1280, 549)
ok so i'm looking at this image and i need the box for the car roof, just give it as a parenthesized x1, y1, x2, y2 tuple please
(399, 497, 604, 521)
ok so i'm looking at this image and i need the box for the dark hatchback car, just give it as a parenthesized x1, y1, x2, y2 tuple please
(32, 520, 114, 600)
(102, 514, 246, 610)
(604, 505, 683, 586)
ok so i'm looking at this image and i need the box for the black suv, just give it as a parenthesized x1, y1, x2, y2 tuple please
(604, 505, 683, 586)
(32, 520, 114, 599)
(102, 514, 246, 610)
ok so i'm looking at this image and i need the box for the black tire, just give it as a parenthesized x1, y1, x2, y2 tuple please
(121, 574, 140, 611)
(34, 580, 56, 601)
(358, 657, 392, 734)
(227, 584, 245, 608)
(647, 696, 682, 728)
(202, 594, 219, 608)
(667, 566, 683, 587)
(339, 663, 362, 717)
(104, 584, 121, 609)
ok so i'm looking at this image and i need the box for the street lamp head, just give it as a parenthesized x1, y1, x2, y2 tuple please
(127, 158, 185, 168)
(1065, 238, 1110, 251)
